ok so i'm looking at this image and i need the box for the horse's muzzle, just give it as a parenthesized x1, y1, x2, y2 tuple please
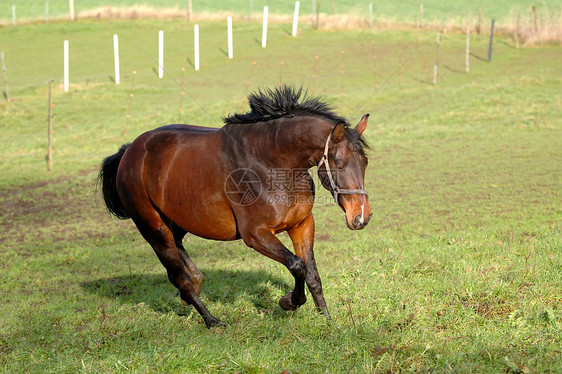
(347, 213, 372, 230)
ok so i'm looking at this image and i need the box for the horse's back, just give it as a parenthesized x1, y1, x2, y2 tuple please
(133, 124, 222, 157)
(155, 124, 219, 134)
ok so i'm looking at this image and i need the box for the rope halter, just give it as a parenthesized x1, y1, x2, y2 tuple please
(317, 132, 369, 204)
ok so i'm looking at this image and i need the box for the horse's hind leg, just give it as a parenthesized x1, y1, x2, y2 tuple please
(172, 226, 203, 297)
(133, 217, 223, 328)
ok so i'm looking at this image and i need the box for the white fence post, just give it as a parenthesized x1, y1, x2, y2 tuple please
(292, 1, 300, 37)
(262, 6, 268, 48)
(63, 40, 69, 92)
(194, 25, 200, 71)
(69, 0, 75, 21)
(227, 16, 233, 59)
(113, 34, 120, 85)
(158, 30, 164, 79)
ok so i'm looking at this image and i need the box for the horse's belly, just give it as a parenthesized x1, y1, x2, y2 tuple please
(178, 212, 238, 241)
(162, 194, 238, 241)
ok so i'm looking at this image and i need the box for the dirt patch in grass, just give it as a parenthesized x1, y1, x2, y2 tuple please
(455, 292, 514, 319)
(0, 168, 131, 250)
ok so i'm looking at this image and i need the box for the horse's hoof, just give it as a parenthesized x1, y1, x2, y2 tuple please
(279, 291, 298, 311)
(206, 318, 227, 328)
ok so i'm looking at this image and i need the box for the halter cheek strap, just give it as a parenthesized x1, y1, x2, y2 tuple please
(317, 133, 369, 204)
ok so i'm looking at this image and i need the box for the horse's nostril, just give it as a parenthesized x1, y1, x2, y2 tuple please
(353, 214, 362, 227)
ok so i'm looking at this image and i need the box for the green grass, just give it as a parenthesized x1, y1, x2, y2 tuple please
(4, 0, 562, 25)
(0, 17, 561, 373)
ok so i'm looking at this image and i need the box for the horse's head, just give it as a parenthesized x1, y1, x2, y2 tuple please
(318, 114, 372, 230)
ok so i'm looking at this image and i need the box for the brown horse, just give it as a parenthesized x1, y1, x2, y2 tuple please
(98, 86, 371, 328)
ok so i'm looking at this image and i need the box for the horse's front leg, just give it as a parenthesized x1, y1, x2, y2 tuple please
(288, 213, 331, 320)
(241, 227, 307, 310)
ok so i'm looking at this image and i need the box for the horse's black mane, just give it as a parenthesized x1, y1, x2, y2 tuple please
(224, 85, 368, 154)
(224, 85, 346, 126)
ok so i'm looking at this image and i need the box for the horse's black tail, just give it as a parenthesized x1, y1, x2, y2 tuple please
(97, 143, 131, 220)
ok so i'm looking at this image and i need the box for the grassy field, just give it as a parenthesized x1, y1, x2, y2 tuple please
(3, 0, 562, 26)
(0, 14, 561, 374)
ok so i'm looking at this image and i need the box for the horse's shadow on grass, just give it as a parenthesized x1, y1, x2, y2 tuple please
(81, 269, 291, 320)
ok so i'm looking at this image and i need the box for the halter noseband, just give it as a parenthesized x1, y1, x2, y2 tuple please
(317, 133, 369, 204)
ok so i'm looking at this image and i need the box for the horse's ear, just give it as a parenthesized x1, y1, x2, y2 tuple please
(354, 114, 369, 135)
(331, 123, 346, 143)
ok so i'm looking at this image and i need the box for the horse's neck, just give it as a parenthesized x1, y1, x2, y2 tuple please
(241, 117, 329, 169)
